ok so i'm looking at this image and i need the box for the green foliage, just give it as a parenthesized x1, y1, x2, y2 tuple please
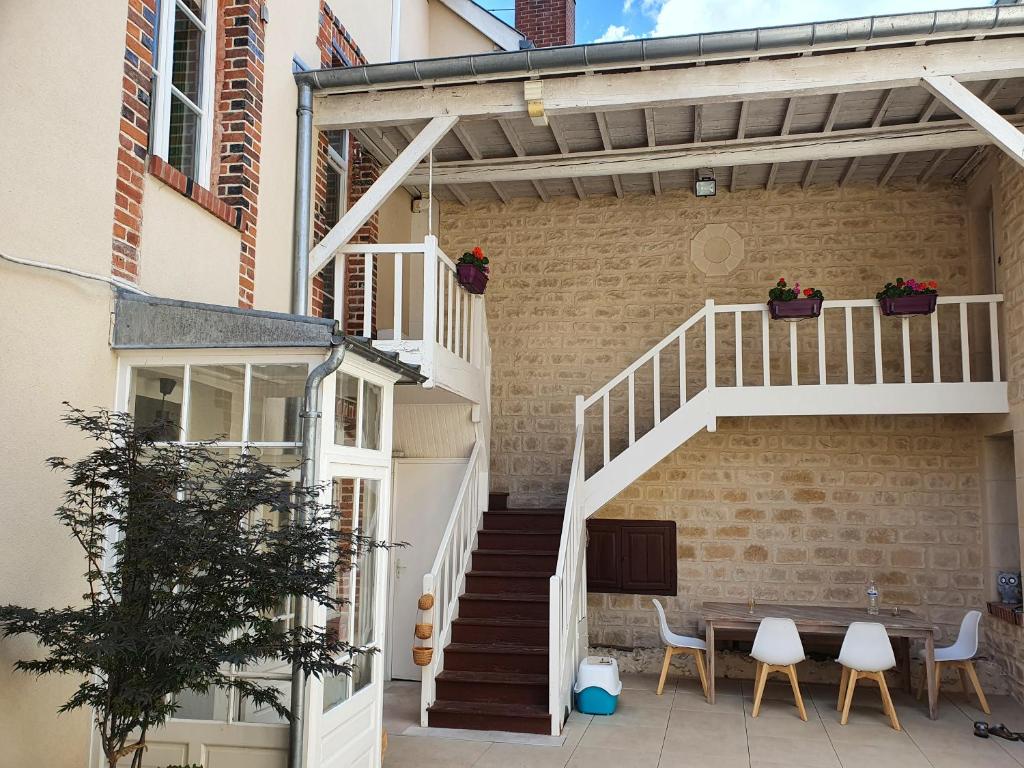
(458, 245, 489, 274)
(767, 278, 824, 302)
(0, 406, 381, 768)
(876, 277, 938, 299)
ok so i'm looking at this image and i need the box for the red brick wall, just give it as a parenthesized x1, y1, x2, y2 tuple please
(111, 0, 266, 309)
(312, 2, 380, 335)
(515, 0, 575, 48)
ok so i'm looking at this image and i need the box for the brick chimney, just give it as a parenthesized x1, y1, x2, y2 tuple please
(515, 0, 576, 48)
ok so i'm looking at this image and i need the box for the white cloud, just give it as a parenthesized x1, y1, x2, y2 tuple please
(594, 24, 638, 43)
(622, 0, 634, 12)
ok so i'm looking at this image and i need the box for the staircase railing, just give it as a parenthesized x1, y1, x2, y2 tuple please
(420, 439, 485, 725)
(548, 423, 587, 735)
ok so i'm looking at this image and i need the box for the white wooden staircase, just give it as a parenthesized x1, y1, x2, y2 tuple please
(544, 293, 1008, 734)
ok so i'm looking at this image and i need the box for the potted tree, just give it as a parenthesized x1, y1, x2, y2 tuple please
(876, 277, 938, 316)
(456, 246, 489, 294)
(0, 406, 384, 768)
(767, 278, 825, 321)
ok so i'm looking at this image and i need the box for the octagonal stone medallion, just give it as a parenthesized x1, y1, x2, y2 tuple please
(690, 223, 744, 276)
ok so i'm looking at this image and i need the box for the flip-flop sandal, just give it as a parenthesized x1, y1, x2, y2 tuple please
(990, 724, 1020, 741)
(974, 722, 990, 739)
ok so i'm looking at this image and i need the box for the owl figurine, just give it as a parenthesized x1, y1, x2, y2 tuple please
(997, 571, 1023, 606)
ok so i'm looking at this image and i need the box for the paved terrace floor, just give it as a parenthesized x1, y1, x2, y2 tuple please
(383, 675, 1024, 768)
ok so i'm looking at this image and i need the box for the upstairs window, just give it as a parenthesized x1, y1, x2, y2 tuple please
(334, 373, 383, 451)
(151, 0, 218, 180)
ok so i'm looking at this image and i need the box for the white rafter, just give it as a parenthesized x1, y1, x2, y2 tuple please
(803, 92, 844, 188)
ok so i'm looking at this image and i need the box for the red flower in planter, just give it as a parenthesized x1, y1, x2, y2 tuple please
(472, 246, 484, 258)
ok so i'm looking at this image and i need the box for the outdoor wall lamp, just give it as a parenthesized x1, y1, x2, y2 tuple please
(695, 168, 716, 197)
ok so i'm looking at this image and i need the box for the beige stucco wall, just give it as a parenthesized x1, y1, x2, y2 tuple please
(429, 1, 501, 56)
(0, 3, 127, 764)
(442, 182, 1014, 683)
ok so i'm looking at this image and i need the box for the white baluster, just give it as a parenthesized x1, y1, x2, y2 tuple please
(762, 311, 770, 386)
(817, 311, 826, 385)
(872, 306, 883, 384)
(423, 237, 438, 348)
(990, 301, 1001, 382)
(705, 300, 716, 390)
(679, 333, 687, 405)
(735, 312, 743, 387)
(930, 310, 941, 383)
(901, 316, 911, 383)
(627, 373, 636, 446)
(454, 282, 462, 357)
(446, 270, 454, 352)
(362, 252, 374, 338)
(393, 252, 403, 341)
(653, 353, 662, 424)
(845, 306, 855, 385)
(789, 321, 798, 386)
(960, 302, 971, 382)
(602, 393, 610, 467)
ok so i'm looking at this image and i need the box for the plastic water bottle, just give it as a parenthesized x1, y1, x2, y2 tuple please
(867, 580, 880, 615)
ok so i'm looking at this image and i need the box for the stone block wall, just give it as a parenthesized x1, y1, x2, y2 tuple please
(442, 181, 1002, 679)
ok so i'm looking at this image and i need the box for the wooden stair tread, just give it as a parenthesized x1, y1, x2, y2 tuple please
(479, 529, 560, 535)
(436, 670, 548, 685)
(488, 508, 563, 515)
(428, 700, 549, 718)
(453, 616, 548, 627)
(445, 642, 548, 655)
(474, 548, 557, 556)
(467, 570, 552, 578)
(460, 592, 549, 602)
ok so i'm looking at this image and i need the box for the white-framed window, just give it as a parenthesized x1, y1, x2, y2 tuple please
(334, 372, 383, 451)
(325, 132, 350, 226)
(151, 0, 218, 181)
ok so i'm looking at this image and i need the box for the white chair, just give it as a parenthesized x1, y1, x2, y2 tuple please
(916, 609, 990, 715)
(837, 622, 900, 730)
(651, 599, 708, 698)
(750, 617, 807, 720)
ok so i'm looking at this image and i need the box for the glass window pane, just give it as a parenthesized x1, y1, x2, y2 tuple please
(353, 479, 380, 648)
(249, 364, 306, 443)
(334, 374, 359, 447)
(323, 475, 358, 713)
(171, 4, 204, 103)
(179, 0, 205, 15)
(168, 94, 199, 177)
(322, 671, 350, 712)
(129, 366, 184, 441)
(251, 447, 301, 472)
(361, 382, 382, 451)
(187, 365, 245, 441)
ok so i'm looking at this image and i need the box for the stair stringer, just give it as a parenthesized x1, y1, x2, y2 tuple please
(583, 381, 1008, 517)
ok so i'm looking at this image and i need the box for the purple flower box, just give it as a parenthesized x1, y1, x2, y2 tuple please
(456, 263, 488, 295)
(879, 294, 937, 317)
(767, 297, 823, 321)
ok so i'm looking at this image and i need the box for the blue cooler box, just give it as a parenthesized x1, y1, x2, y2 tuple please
(574, 656, 622, 715)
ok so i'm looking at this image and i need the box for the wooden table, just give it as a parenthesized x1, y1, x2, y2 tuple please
(701, 602, 939, 719)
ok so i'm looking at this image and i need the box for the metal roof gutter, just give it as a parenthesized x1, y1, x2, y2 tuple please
(295, 5, 1024, 93)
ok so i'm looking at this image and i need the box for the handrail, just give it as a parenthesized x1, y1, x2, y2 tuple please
(548, 423, 587, 735)
(420, 440, 485, 725)
(715, 293, 1004, 313)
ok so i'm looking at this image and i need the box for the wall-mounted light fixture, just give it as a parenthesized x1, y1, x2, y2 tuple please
(695, 167, 716, 197)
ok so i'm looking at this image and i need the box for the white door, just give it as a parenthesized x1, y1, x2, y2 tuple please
(388, 459, 469, 680)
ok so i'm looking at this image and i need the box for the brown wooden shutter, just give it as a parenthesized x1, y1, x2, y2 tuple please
(585, 519, 676, 596)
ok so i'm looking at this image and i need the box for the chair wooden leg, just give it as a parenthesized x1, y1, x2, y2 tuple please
(840, 669, 858, 725)
(657, 647, 673, 695)
(752, 662, 769, 718)
(838, 666, 850, 711)
(964, 661, 991, 715)
(786, 664, 808, 721)
(957, 663, 971, 699)
(692, 649, 709, 700)
(876, 672, 902, 731)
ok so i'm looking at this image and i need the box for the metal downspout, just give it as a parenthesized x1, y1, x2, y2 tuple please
(288, 341, 347, 768)
(292, 81, 314, 316)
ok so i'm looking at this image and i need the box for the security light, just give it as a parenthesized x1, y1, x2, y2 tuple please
(695, 168, 716, 197)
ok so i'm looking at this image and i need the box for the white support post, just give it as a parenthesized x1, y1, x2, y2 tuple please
(844, 306, 855, 385)
(901, 316, 911, 383)
(734, 312, 743, 388)
(436, 267, 444, 346)
(930, 310, 941, 383)
(789, 321, 798, 386)
(393, 252, 404, 341)
(960, 302, 971, 382)
(333, 254, 346, 325)
(627, 373, 636, 445)
(922, 75, 1024, 169)
(761, 311, 770, 386)
(454, 285, 463, 358)
(705, 300, 716, 390)
(653, 353, 662, 424)
(817, 311, 826, 385)
(362, 252, 374, 338)
(423, 236, 438, 350)
(308, 115, 458, 277)
(990, 301, 1001, 382)
(446, 271, 454, 352)
(872, 306, 883, 384)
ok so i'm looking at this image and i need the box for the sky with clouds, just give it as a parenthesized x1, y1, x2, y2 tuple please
(477, 1, 989, 44)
